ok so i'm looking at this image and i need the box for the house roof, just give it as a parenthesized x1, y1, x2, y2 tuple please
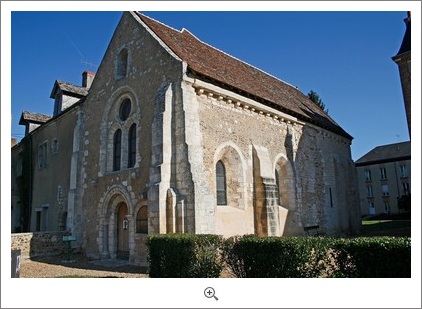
(134, 12, 352, 140)
(50, 80, 88, 99)
(355, 141, 411, 166)
(19, 111, 52, 125)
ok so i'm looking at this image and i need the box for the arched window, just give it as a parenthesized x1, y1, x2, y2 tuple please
(128, 123, 136, 168)
(216, 160, 227, 205)
(119, 98, 131, 121)
(136, 206, 148, 234)
(113, 129, 122, 171)
(116, 48, 128, 80)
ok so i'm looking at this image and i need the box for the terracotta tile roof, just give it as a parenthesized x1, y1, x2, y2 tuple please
(19, 111, 52, 125)
(135, 12, 352, 139)
(355, 141, 410, 166)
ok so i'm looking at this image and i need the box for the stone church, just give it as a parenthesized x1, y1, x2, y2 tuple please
(11, 12, 361, 266)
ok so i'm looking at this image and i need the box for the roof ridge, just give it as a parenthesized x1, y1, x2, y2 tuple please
(133, 11, 351, 139)
(56, 80, 86, 89)
(133, 11, 184, 62)
(374, 141, 410, 149)
(22, 110, 52, 117)
(355, 140, 411, 163)
(180, 27, 298, 91)
(137, 12, 297, 92)
(136, 12, 183, 35)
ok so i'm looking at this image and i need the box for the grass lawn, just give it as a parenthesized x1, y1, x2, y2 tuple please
(361, 219, 411, 237)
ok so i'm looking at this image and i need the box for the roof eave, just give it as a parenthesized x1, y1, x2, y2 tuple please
(355, 155, 411, 167)
(189, 68, 353, 140)
(50, 80, 60, 99)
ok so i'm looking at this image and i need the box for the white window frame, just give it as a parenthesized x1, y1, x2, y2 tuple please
(379, 167, 387, 180)
(402, 182, 410, 195)
(364, 169, 372, 181)
(367, 185, 374, 198)
(399, 164, 407, 178)
(381, 184, 389, 197)
(383, 201, 390, 214)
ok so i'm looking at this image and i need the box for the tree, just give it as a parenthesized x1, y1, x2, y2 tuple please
(308, 90, 329, 114)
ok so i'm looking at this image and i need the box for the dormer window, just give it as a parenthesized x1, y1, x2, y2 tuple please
(54, 92, 62, 116)
(116, 48, 128, 80)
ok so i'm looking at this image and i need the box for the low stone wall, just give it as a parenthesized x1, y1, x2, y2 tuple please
(11, 231, 71, 259)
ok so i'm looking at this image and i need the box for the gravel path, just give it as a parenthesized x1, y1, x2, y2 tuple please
(19, 253, 149, 278)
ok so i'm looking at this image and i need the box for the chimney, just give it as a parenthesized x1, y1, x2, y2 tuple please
(82, 71, 96, 89)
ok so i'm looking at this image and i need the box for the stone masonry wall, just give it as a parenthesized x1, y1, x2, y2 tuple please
(11, 231, 71, 259)
(79, 12, 185, 261)
(191, 78, 360, 236)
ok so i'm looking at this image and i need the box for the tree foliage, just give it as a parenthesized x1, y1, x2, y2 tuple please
(308, 90, 329, 114)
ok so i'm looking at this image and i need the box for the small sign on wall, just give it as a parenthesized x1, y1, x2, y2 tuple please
(63, 236, 76, 241)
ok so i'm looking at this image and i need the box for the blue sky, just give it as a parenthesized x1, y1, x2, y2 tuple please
(8, 9, 415, 160)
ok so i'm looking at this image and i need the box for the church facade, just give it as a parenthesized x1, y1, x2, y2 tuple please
(12, 12, 360, 266)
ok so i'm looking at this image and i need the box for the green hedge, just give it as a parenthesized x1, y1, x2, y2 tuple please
(223, 235, 411, 278)
(222, 235, 334, 278)
(146, 234, 410, 278)
(331, 237, 411, 278)
(146, 234, 222, 278)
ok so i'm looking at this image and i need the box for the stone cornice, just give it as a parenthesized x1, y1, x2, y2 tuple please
(189, 77, 303, 126)
(185, 77, 350, 146)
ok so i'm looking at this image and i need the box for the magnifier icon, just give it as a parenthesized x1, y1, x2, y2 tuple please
(204, 287, 218, 300)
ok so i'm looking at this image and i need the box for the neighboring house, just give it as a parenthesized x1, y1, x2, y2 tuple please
(354, 12, 412, 218)
(12, 12, 361, 266)
(11, 75, 91, 233)
(12, 111, 51, 233)
(392, 11, 411, 138)
(355, 141, 411, 216)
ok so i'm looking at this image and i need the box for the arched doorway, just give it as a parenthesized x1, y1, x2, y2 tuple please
(117, 202, 129, 260)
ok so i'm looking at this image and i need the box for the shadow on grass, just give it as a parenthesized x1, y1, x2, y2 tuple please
(361, 219, 411, 237)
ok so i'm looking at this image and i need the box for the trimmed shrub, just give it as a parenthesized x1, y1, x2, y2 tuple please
(147, 234, 410, 278)
(331, 237, 411, 278)
(222, 235, 331, 278)
(147, 234, 222, 278)
(222, 235, 410, 278)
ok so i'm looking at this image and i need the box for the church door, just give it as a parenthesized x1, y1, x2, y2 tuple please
(117, 202, 129, 260)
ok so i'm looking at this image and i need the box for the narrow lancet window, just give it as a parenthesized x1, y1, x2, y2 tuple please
(128, 123, 136, 168)
(116, 48, 128, 80)
(216, 160, 227, 205)
(113, 129, 122, 171)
